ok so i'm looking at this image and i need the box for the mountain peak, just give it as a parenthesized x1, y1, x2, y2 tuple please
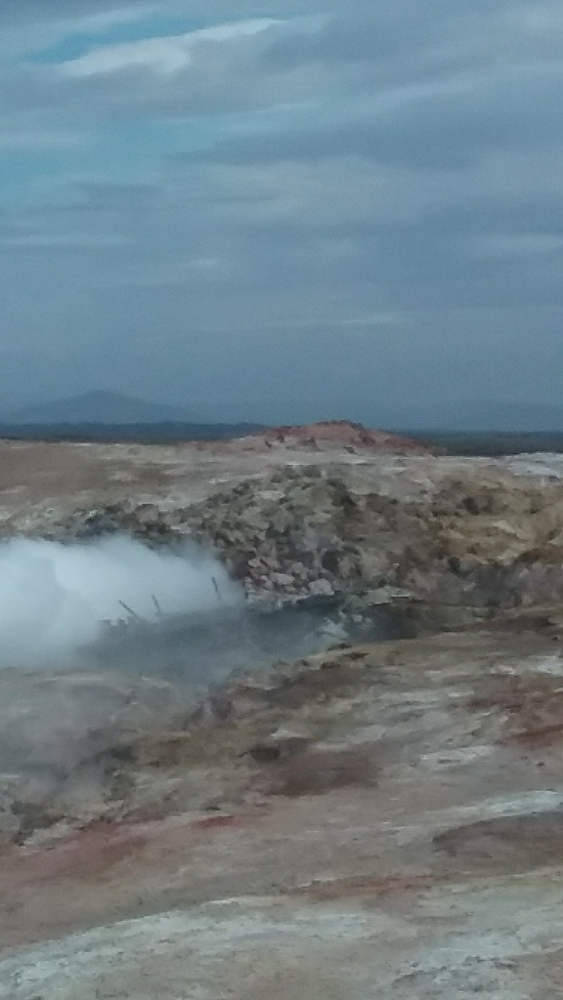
(6, 391, 195, 425)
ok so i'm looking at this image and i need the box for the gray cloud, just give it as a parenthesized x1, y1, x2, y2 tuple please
(1, 0, 563, 423)
(182, 67, 563, 170)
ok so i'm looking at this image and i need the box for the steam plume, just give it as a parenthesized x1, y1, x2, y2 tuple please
(0, 534, 241, 667)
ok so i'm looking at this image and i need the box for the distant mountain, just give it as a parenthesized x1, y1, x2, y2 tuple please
(6, 391, 563, 433)
(4, 391, 196, 425)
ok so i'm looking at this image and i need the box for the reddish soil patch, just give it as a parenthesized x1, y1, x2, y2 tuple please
(192, 814, 240, 831)
(295, 873, 439, 901)
(260, 745, 379, 798)
(471, 672, 563, 747)
(0, 822, 148, 890)
(243, 421, 434, 455)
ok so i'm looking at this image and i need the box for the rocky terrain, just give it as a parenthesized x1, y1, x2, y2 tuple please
(4, 425, 563, 625)
(1, 423, 563, 997)
(2, 622, 563, 998)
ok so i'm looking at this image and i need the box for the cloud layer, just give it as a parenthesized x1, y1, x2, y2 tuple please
(1, 1, 563, 422)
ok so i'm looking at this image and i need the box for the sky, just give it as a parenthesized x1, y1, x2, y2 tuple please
(1, 0, 563, 424)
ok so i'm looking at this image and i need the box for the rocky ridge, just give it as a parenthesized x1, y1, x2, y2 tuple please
(30, 458, 563, 631)
(229, 420, 436, 454)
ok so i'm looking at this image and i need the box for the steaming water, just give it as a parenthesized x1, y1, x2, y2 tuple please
(0, 535, 242, 668)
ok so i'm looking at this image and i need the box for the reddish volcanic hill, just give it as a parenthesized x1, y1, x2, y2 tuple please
(237, 420, 435, 455)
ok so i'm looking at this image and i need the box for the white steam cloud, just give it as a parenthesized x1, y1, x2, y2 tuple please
(0, 535, 241, 667)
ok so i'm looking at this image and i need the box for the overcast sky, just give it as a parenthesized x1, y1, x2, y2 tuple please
(1, 1, 563, 423)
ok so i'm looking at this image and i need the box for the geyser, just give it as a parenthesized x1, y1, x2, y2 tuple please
(0, 534, 242, 667)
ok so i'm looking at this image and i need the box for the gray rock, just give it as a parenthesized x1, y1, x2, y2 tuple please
(308, 579, 335, 597)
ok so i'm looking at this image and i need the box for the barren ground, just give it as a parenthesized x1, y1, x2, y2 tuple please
(1, 433, 563, 998)
(2, 435, 563, 529)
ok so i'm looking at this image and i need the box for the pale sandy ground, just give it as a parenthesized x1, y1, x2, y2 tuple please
(2, 435, 563, 533)
(1, 625, 563, 998)
(1, 438, 563, 997)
